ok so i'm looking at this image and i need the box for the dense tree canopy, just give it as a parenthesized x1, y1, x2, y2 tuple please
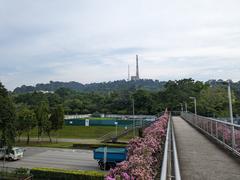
(0, 82, 16, 148)
(11, 78, 240, 118)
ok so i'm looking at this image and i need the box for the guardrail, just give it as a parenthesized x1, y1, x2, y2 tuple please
(181, 112, 240, 157)
(160, 114, 181, 180)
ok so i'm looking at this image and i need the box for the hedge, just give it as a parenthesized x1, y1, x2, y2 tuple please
(31, 168, 105, 180)
(72, 143, 126, 149)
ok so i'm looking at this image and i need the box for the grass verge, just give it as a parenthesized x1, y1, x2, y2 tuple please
(15, 141, 127, 149)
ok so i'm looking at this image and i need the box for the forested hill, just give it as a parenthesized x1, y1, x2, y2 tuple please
(13, 79, 166, 93)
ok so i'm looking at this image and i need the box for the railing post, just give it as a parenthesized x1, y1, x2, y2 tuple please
(223, 124, 225, 144)
(216, 121, 218, 139)
(206, 120, 209, 133)
(232, 125, 235, 149)
(211, 120, 213, 135)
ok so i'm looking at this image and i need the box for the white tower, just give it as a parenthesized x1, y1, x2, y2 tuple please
(136, 55, 139, 80)
(128, 64, 130, 81)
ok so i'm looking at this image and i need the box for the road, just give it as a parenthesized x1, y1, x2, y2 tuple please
(0, 147, 99, 171)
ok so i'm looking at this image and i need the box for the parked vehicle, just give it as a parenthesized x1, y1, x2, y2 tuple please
(93, 147, 127, 170)
(0, 147, 24, 161)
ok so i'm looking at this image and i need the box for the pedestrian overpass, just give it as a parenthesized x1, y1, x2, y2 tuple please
(161, 112, 240, 180)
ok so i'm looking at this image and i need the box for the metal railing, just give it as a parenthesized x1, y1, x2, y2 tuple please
(181, 112, 240, 157)
(97, 120, 152, 142)
(160, 114, 181, 180)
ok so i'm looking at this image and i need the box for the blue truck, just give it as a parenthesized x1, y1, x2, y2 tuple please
(93, 147, 127, 170)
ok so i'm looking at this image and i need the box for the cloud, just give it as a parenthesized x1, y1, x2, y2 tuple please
(1, 0, 240, 90)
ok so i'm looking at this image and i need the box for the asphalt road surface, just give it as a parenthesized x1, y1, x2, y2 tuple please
(0, 147, 99, 171)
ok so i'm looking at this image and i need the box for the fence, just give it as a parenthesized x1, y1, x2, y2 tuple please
(160, 114, 181, 180)
(181, 112, 240, 157)
(65, 119, 149, 126)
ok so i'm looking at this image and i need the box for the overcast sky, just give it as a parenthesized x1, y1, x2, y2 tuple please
(1, 0, 240, 90)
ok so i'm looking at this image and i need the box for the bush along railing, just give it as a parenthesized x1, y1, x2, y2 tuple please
(106, 112, 169, 180)
(181, 112, 240, 156)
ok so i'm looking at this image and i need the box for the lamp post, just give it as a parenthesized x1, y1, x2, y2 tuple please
(184, 102, 188, 112)
(189, 97, 197, 115)
(227, 80, 235, 149)
(180, 103, 183, 113)
(114, 121, 118, 136)
(132, 98, 135, 136)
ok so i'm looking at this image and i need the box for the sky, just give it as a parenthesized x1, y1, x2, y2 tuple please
(1, 0, 240, 90)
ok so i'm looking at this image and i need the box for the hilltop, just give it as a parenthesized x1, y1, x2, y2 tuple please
(13, 79, 166, 93)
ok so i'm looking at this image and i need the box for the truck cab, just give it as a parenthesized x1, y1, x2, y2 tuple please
(0, 147, 24, 161)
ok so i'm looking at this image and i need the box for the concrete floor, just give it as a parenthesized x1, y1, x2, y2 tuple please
(173, 117, 240, 180)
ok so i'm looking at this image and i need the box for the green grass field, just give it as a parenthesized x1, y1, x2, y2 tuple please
(24, 125, 127, 139)
(15, 141, 74, 148)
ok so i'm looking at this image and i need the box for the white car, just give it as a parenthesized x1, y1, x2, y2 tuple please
(0, 147, 24, 161)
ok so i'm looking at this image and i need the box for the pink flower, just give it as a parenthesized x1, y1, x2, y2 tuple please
(106, 112, 169, 179)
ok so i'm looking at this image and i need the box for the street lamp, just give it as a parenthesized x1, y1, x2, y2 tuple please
(114, 121, 118, 136)
(189, 97, 197, 115)
(228, 80, 234, 124)
(184, 102, 188, 112)
(227, 80, 235, 148)
(132, 98, 136, 136)
(180, 103, 183, 113)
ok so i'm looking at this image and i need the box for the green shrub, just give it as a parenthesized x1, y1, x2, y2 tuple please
(31, 168, 105, 180)
(14, 167, 29, 176)
(72, 143, 126, 149)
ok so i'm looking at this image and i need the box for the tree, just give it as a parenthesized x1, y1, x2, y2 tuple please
(49, 105, 64, 140)
(0, 82, 16, 148)
(198, 86, 230, 117)
(36, 101, 50, 141)
(160, 79, 207, 111)
(132, 89, 153, 114)
(17, 106, 36, 144)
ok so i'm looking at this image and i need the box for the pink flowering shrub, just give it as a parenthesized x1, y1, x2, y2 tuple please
(235, 129, 240, 152)
(215, 124, 240, 152)
(106, 112, 169, 180)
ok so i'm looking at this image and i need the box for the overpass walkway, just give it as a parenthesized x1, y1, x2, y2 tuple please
(173, 116, 240, 180)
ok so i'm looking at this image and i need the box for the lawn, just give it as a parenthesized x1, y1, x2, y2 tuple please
(24, 126, 126, 139)
(15, 141, 74, 148)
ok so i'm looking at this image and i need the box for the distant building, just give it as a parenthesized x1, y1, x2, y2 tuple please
(131, 55, 140, 81)
(37, 90, 54, 94)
